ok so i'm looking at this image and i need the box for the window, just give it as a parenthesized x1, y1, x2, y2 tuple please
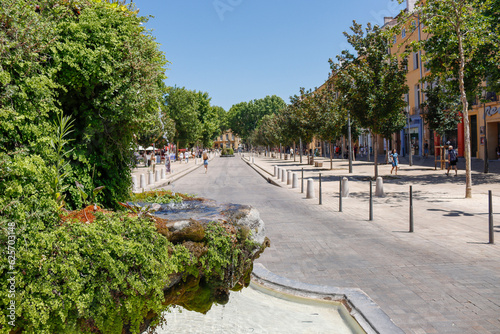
(226, 134, 229, 141)
(411, 21, 417, 32)
(393, 35, 397, 44)
(414, 84, 421, 110)
(413, 52, 419, 70)
(402, 28, 406, 38)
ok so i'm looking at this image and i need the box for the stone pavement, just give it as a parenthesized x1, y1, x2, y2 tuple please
(131, 153, 214, 192)
(240, 153, 500, 334)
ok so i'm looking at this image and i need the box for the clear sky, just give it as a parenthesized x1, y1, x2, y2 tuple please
(134, 0, 405, 111)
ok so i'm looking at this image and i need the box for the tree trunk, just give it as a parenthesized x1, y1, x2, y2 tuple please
(293, 141, 296, 162)
(330, 142, 333, 170)
(457, 24, 472, 198)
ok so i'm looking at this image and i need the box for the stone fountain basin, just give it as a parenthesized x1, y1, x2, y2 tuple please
(152, 199, 267, 246)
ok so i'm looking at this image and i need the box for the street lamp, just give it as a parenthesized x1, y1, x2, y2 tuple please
(483, 88, 489, 173)
(348, 111, 352, 173)
(407, 106, 413, 166)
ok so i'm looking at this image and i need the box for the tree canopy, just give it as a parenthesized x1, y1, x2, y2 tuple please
(330, 22, 409, 176)
(398, 0, 497, 198)
(228, 95, 286, 142)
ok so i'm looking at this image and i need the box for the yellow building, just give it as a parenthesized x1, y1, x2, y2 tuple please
(213, 130, 241, 151)
(471, 93, 500, 160)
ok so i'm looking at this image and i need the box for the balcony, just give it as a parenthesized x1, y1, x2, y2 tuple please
(411, 106, 422, 115)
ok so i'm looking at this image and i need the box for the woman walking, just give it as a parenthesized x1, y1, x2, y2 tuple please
(390, 149, 399, 175)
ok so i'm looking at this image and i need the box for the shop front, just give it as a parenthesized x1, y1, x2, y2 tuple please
(401, 117, 422, 156)
(476, 103, 500, 161)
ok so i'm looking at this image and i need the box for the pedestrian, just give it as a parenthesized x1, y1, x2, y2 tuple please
(446, 145, 458, 176)
(165, 153, 171, 174)
(179, 151, 184, 163)
(203, 150, 209, 173)
(185, 150, 189, 163)
(424, 140, 429, 157)
(390, 149, 399, 175)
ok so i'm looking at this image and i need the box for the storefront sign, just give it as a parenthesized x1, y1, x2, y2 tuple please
(485, 106, 499, 117)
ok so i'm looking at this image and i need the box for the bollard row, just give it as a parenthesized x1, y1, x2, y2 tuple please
(133, 166, 170, 192)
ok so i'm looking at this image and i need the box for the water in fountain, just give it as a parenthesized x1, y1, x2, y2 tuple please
(155, 283, 364, 334)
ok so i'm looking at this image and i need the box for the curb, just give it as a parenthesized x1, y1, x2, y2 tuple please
(241, 157, 281, 187)
(134, 156, 216, 192)
(252, 263, 405, 334)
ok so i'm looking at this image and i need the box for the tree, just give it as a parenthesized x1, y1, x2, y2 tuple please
(330, 22, 409, 177)
(421, 82, 462, 140)
(251, 113, 283, 148)
(399, 0, 495, 198)
(280, 88, 319, 149)
(196, 91, 220, 148)
(213, 105, 229, 134)
(227, 95, 286, 142)
(164, 86, 202, 149)
(48, 0, 168, 207)
(314, 85, 349, 168)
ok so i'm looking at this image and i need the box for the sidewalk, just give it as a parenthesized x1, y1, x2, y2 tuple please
(243, 153, 500, 224)
(131, 154, 214, 192)
(242, 152, 500, 333)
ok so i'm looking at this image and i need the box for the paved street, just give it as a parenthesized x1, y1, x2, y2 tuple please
(157, 155, 500, 334)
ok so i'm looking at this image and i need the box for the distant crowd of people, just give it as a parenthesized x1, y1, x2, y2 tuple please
(134, 148, 214, 175)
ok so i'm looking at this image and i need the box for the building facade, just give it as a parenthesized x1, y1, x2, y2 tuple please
(213, 130, 241, 151)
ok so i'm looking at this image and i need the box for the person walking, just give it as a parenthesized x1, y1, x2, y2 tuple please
(165, 153, 171, 174)
(202, 150, 209, 173)
(446, 145, 458, 176)
(390, 149, 399, 175)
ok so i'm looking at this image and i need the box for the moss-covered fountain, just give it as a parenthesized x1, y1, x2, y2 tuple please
(122, 192, 270, 333)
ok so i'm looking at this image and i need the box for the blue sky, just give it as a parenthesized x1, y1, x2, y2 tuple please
(135, 0, 405, 111)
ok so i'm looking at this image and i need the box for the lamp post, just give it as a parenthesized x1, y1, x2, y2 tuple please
(348, 111, 352, 173)
(407, 107, 413, 166)
(299, 138, 303, 163)
(483, 89, 489, 173)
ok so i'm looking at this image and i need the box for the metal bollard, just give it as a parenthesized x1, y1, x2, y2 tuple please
(489, 190, 494, 244)
(287, 170, 292, 185)
(306, 178, 315, 199)
(148, 171, 154, 185)
(161, 168, 165, 179)
(282, 169, 287, 184)
(369, 180, 373, 221)
(155, 170, 160, 182)
(140, 174, 146, 189)
(277, 167, 281, 180)
(274, 165, 277, 177)
(339, 176, 342, 212)
(301, 168, 304, 193)
(409, 185, 414, 232)
(292, 173, 298, 188)
(319, 173, 322, 205)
